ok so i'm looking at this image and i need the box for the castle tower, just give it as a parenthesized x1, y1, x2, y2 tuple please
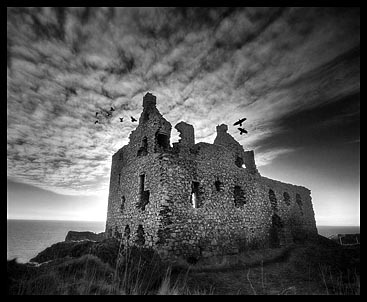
(105, 93, 317, 261)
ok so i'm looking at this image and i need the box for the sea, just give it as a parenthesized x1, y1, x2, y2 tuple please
(7, 219, 360, 263)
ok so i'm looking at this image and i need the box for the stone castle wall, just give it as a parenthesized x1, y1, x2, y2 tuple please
(105, 93, 318, 261)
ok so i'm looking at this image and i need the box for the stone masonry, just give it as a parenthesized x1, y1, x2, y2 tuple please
(106, 92, 318, 261)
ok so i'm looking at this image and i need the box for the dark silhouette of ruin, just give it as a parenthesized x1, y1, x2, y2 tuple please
(106, 92, 318, 261)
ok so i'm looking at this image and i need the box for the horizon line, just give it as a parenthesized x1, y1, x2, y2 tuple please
(7, 218, 360, 227)
(7, 218, 106, 223)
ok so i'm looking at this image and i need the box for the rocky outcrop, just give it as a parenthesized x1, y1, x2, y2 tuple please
(9, 239, 168, 295)
(30, 238, 119, 266)
(65, 231, 105, 242)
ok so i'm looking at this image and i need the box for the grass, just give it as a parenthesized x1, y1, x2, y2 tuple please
(8, 235, 360, 295)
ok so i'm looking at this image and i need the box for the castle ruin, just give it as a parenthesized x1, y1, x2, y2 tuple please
(106, 92, 318, 261)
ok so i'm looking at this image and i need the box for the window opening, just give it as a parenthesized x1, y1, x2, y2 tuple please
(137, 137, 148, 157)
(235, 156, 244, 168)
(283, 192, 291, 206)
(124, 225, 130, 239)
(156, 132, 170, 150)
(120, 195, 125, 212)
(268, 189, 278, 211)
(214, 179, 222, 192)
(138, 174, 150, 210)
(191, 181, 200, 208)
(234, 185, 246, 207)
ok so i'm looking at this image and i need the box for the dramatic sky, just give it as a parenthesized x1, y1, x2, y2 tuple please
(7, 7, 359, 225)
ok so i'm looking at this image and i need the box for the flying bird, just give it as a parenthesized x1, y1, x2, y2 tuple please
(131, 116, 137, 122)
(110, 107, 115, 111)
(95, 112, 99, 117)
(119, 117, 124, 122)
(238, 128, 248, 135)
(94, 120, 99, 124)
(233, 117, 247, 127)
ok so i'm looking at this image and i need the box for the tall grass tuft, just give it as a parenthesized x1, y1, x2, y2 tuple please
(319, 265, 360, 295)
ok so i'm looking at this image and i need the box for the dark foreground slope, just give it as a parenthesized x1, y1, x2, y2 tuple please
(8, 235, 359, 295)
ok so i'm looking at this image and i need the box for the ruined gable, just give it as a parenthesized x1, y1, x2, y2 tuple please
(213, 124, 258, 174)
(129, 92, 172, 158)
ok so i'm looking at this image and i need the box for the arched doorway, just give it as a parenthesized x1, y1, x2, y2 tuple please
(269, 213, 283, 248)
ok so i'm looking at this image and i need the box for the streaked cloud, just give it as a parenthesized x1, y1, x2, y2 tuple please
(255, 148, 297, 167)
(7, 7, 360, 196)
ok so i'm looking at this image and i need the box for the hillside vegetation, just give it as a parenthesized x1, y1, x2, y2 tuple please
(7, 235, 360, 295)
